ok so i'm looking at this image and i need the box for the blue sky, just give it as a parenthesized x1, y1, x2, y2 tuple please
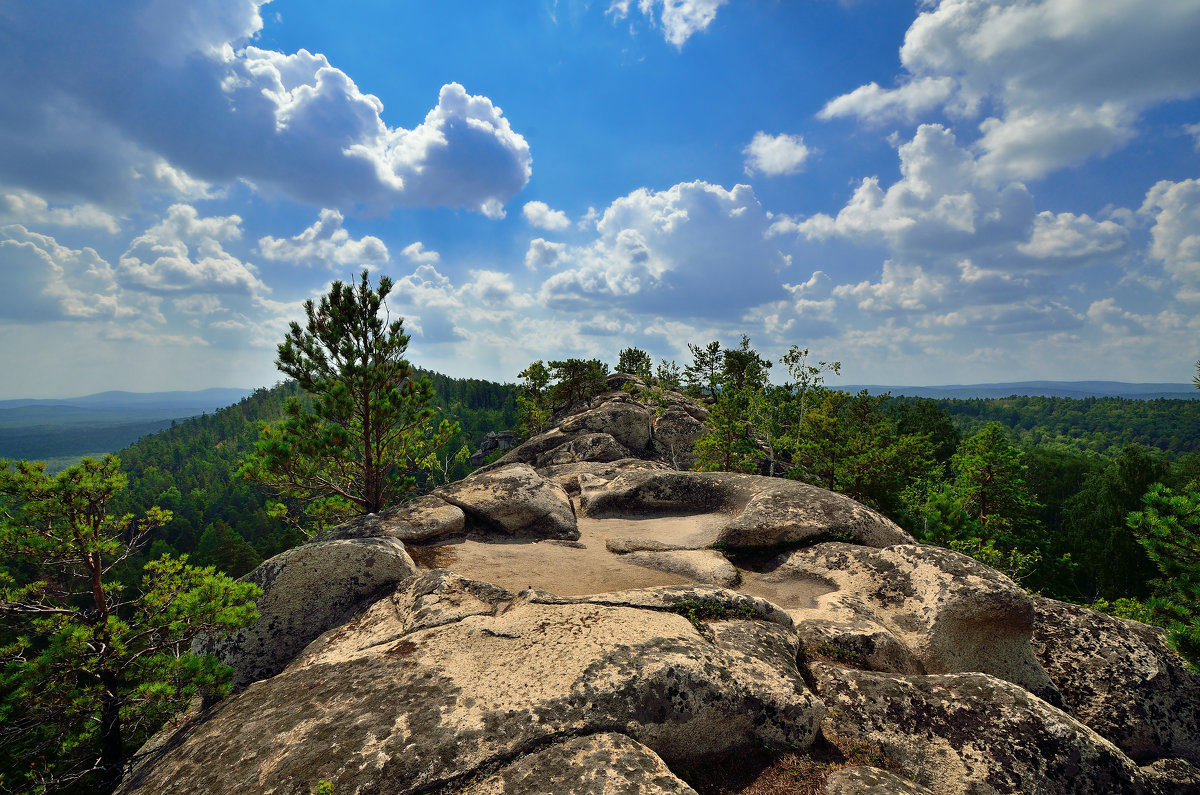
(1, 0, 1199, 398)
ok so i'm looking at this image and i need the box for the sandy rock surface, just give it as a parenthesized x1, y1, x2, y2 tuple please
(121, 573, 821, 795)
(824, 766, 934, 795)
(460, 732, 699, 795)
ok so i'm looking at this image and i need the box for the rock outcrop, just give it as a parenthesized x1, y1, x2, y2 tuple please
(194, 537, 416, 688)
(124, 375, 1200, 795)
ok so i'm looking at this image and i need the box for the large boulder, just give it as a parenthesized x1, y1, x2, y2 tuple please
(194, 537, 416, 689)
(315, 494, 465, 543)
(777, 543, 1058, 702)
(813, 664, 1149, 795)
(560, 396, 654, 452)
(578, 470, 912, 549)
(120, 573, 822, 795)
(434, 462, 579, 539)
(1031, 596, 1200, 765)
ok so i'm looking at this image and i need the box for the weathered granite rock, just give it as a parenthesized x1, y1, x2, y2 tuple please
(623, 549, 741, 588)
(523, 583, 795, 631)
(824, 766, 934, 795)
(121, 574, 822, 795)
(434, 462, 579, 539)
(538, 432, 635, 466)
(560, 398, 654, 453)
(541, 459, 672, 497)
(315, 494, 465, 543)
(813, 664, 1149, 795)
(194, 537, 416, 689)
(578, 470, 913, 549)
(1031, 595, 1200, 764)
(469, 430, 518, 467)
(460, 732, 699, 794)
(778, 543, 1059, 701)
(651, 404, 706, 470)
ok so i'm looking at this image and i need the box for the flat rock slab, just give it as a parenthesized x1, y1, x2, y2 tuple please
(1031, 595, 1200, 765)
(316, 494, 465, 543)
(194, 537, 416, 689)
(577, 470, 912, 549)
(435, 462, 579, 540)
(624, 549, 741, 588)
(460, 732, 699, 795)
(775, 542, 1058, 701)
(121, 573, 822, 795)
(813, 664, 1149, 795)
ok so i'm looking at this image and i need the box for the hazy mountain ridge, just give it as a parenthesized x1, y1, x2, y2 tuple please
(0, 388, 255, 464)
(841, 381, 1199, 400)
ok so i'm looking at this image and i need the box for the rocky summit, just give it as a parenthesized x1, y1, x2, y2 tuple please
(119, 376, 1200, 795)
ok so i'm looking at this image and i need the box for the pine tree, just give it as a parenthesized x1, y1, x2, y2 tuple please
(239, 270, 458, 521)
(0, 456, 260, 793)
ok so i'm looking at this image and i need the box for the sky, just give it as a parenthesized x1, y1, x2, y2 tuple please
(1, 0, 1199, 399)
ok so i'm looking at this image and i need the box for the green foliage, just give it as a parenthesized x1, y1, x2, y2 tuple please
(1128, 483, 1200, 669)
(934, 395, 1200, 456)
(239, 270, 458, 522)
(655, 358, 682, 391)
(1088, 596, 1159, 626)
(779, 345, 840, 425)
(314, 781, 335, 795)
(515, 360, 553, 440)
(616, 347, 653, 380)
(546, 358, 610, 410)
(0, 456, 260, 794)
(790, 390, 939, 516)
(683, 340, 722, 397)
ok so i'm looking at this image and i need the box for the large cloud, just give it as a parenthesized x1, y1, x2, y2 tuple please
(0, 1, 531, 214)
(118, 204, 266, 294)
(1141, 178, 1200, 298)
(0, 225, 135, 322)
(820, 0, 1200, 178)
(538, 181, 790, 318)
(770, 124, 1131, 333)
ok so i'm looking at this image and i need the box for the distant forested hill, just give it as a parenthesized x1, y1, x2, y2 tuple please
(0, 388, 253, 468)
(111, 374, 517, 577)
(908, 396, 1200, 455)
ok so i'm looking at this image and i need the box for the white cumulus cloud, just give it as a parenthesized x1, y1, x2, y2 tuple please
(821, 0, 1200, 179)
(742, 132, 812, 177)
(258, 209, 388, 268)
(1141, 178, 1200, 293)
(118, 204, 265, 294)
(0, 3, 531, 215)
(538, 180, 789, 318)
(523, 201, 571, 231)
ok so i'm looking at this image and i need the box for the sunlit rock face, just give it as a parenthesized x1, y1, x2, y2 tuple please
(124, 376, 1200, 795)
